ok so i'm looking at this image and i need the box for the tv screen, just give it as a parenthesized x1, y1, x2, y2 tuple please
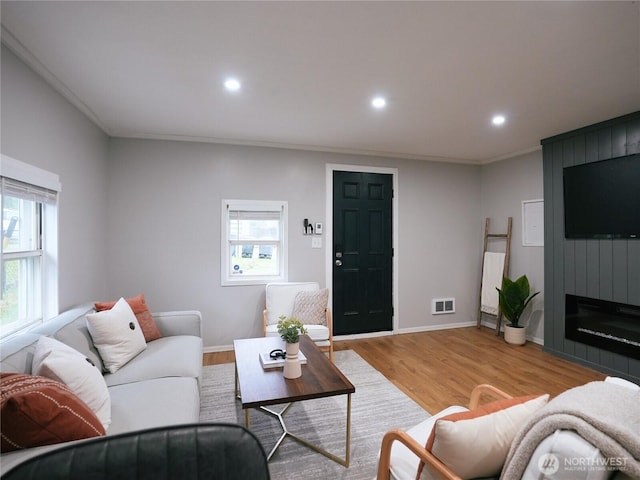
(563, 153, 640, 239)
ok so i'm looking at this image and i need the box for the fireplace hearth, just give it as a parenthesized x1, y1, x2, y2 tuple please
(565, 294, 640, 360)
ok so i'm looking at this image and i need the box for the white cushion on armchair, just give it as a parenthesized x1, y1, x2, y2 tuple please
(265, 282, 320, 325)
(265, 324, 330, 342)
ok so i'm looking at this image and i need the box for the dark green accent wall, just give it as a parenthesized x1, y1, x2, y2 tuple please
(542, 111, 640, 383)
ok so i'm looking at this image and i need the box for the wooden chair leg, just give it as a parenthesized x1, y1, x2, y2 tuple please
(327, 307, 334, 363)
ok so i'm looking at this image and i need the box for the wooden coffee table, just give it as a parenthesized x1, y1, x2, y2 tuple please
(233, 335, 355, 466)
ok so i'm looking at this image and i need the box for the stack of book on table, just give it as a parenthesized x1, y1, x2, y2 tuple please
(259, 351, 308, 369)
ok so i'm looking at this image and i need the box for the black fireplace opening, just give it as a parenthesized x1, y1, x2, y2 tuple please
(565, 294, 640, 360)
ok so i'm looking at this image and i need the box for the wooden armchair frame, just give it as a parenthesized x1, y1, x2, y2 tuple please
(376, 384, 512, 480)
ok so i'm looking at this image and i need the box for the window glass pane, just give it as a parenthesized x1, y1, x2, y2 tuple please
(1, 256, 42, 336)
(2, 195, 39, 253)
(229, 244, 280, 277)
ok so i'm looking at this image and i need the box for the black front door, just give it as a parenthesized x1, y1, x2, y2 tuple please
(332, 171, 393, 335)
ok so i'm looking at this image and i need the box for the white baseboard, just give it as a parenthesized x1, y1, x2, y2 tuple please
(529, 335, 544, 345)
(333, 321, 481, 340)
(395, 321, 477, 334)
(478, 319, 544, 345)
(203, 323, 544, 352)
(332, 330, 393, 341)
(203, 344, 234, 353)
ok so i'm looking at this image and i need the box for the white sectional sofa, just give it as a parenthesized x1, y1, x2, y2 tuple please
(0, 302, 203, 474)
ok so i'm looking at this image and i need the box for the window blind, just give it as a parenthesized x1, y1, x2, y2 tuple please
(1, 177, 58, 205)
(228, 209, 281, 221)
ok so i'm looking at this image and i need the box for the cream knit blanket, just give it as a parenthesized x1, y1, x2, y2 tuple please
(480, 252, 505, 316)
(501, 381, 640, 479)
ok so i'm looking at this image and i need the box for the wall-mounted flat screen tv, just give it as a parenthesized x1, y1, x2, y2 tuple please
(563, 153, 640, 239)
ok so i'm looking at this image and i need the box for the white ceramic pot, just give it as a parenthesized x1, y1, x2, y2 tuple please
(283, 342, 302, 378)
(504, 325, 526, 345)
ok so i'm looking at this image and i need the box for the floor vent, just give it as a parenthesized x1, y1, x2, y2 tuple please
(432, 298, 455, 315)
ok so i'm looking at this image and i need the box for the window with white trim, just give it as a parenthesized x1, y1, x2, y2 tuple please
(1, 155, 60, 338)
(221, 200, 287, 285)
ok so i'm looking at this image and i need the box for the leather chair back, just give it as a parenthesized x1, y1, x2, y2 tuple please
(3, 423, 270, 480)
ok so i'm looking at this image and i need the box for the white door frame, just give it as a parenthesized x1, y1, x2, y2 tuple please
(325, 163, 399, 337)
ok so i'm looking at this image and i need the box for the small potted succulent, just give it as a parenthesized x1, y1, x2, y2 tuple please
(277, 316, 307, 378)
(496, 275, 540, 345)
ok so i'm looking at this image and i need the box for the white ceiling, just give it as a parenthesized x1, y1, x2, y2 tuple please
(2, 1, 639, 164)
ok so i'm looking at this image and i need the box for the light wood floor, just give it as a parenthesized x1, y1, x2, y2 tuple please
(203, 326, 605, 413)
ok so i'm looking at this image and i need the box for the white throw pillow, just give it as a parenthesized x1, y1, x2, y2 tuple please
(32, 335, 111, 430)
(291, 288, 329, 325)
(426, 394, 549, 479)
(86, 297, 147, 374)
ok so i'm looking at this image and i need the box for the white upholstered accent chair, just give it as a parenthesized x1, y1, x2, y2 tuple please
(263, 282, 333, 362)
(378, 378, 640, 480)
(376, 385, 512, 480)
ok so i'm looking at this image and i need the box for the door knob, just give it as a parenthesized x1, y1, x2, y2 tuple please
(335, 259, 343, 266)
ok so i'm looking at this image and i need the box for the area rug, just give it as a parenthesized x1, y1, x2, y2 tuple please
(199, 350, 430, 479)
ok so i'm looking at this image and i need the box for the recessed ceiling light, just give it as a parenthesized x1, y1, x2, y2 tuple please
(492, 114, 506, 126)
(224, 78, 241, 92)
(371, 96, 387, 109)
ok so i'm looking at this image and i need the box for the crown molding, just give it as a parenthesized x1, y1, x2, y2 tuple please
(1, 25, 111, 135)
(2, 25, 539, 165)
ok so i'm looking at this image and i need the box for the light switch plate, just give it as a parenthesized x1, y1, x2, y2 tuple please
(311, 237, 322, 249)
(315, 223, 323, 235)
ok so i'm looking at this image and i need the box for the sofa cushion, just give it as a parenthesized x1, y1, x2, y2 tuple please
(0, 373, 105, 452)
(291, 288, 328, 325)
(605, 376, 640, 392)
(524, 430, 611, 480)
(107, 377, 200, 435)
(86, 298, 147, 374)
(50, 307, 105, 373)
(95, 294, 162, 342)
(425, 394, 549, 479)
(32, 336, 111, 430)
(152, 311, 202, 337)
(0, 333, 41, 374)
(103, 335, 203, 387)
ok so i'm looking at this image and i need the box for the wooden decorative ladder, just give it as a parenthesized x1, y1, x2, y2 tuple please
(477, 217, 512, 335)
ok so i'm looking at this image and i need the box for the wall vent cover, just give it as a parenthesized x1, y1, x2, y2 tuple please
(432, 298, 455, 315)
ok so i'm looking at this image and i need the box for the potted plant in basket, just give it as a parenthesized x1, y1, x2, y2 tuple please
(277, 316, 307, 378)
(496, 275, 540, 345)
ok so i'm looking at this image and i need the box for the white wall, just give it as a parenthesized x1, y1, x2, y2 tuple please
(480, 150, 545, 342)
(105, 139, 330, 346)
(106, 138, 483, 349)
(1, 45, 110, 311)
(394, 158, 482, 333)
